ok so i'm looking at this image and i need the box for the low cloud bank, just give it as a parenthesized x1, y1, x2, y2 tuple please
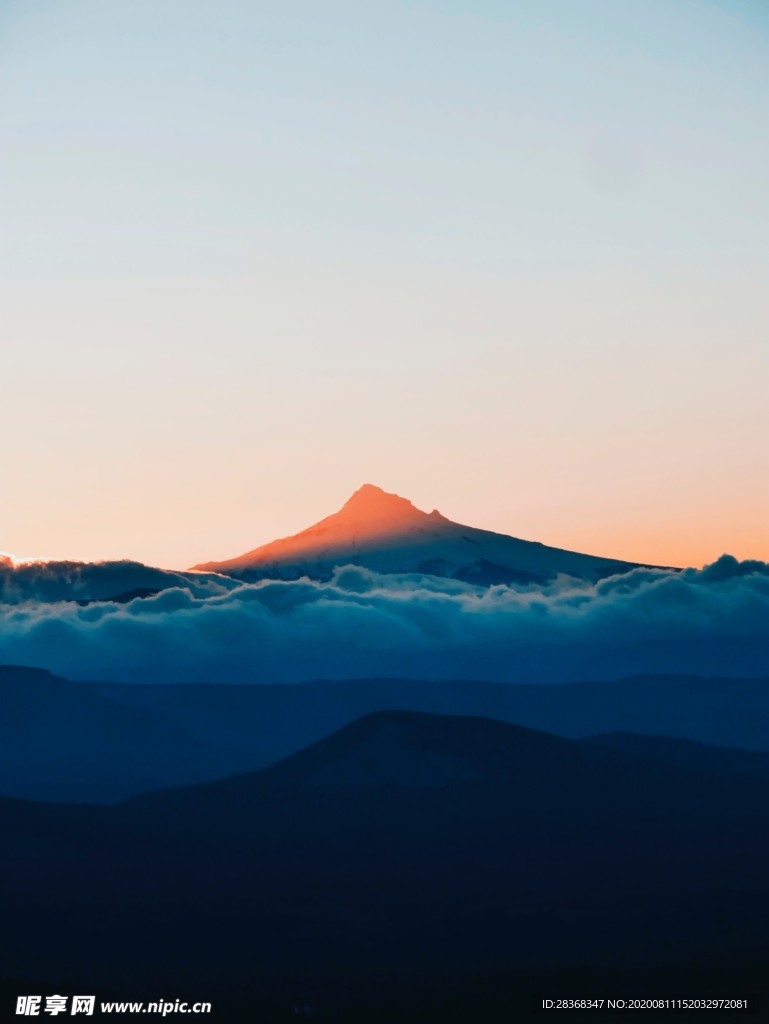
(0, 556, 767, 684)
(0, 559, 239, 604)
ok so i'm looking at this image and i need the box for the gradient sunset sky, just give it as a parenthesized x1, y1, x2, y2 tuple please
(1, 0, 767, 569)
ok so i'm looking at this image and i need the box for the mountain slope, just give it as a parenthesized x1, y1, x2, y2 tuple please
(9, 668, 769, 803)
(0, 665, 258, 801)
(193, 483, 659, 583)
(127, 707, 769, 813)
(3, 711, 769, 1015)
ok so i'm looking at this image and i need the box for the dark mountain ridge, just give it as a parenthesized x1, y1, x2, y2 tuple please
(2, 710, 769, 1018)
(5, 664, 769, 802)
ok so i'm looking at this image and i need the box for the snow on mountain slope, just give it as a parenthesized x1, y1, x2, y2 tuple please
(193, 484, 661, 584)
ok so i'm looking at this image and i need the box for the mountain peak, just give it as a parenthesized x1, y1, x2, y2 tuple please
(330, 484, 434, 534)
(193, 485, 648, 582)
(339, 484, 422, 518)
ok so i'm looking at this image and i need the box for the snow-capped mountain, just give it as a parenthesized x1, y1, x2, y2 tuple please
(193, 483, 659, 584)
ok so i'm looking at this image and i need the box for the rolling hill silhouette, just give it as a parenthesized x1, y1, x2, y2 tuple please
(2, 710, 769, 1019)
(193, 483, 660, 583)
(6, 665, 769, 802)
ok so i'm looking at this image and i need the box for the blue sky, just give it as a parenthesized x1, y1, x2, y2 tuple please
(1, 0, 767, 567)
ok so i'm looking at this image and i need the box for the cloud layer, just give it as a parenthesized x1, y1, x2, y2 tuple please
(0, 555, 767, 684)
(0, 558, 240, 605)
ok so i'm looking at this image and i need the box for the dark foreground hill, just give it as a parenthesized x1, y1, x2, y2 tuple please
(4, 664, 769, 802)
(1, 711, 769, 1021)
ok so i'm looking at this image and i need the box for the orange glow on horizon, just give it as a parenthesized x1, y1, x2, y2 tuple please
(2, 485, 766, 574)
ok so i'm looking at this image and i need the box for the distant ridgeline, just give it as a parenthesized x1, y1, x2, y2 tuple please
(4, 665, 769, 803)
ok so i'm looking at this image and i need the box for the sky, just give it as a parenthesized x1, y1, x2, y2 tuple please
(1, 0, 767, 570)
